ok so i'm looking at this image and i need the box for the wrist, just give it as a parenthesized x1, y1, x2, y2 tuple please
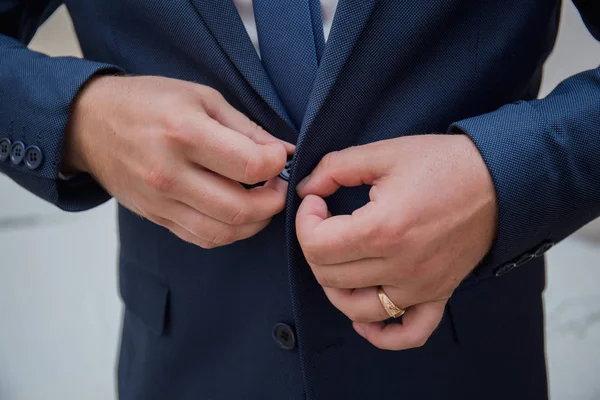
(62, 74, 120, 175)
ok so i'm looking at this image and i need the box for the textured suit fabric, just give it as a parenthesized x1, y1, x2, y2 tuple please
(1, 1, 599, 399)
(253, 0, 322, 128)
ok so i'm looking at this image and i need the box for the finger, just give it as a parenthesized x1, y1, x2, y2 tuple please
(312, 258, 388, 289)
(353, 300, 447, 351)
(146, 214, 213, 249)
(323, 287, 391, 323)
(296, 142, 393, 198)
(201, 89, 296, 154)
(295, 193, 328, 241)
(296, 195, 384, 265)
(167, 200, 271, 247)
(184, 114, 288, 184)
(178, 166, 288, 224)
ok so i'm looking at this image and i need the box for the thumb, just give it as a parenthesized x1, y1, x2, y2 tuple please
(296, 145, 391, 198)
(295, 194, 329, 245)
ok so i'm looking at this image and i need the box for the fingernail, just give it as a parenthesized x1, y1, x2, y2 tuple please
(296, 174, 311, 191)
(353, 323, 365, 337)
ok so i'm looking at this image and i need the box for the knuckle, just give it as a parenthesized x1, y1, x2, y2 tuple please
(254, 123, 269, 138)
(129, 199, 152, 220)
(151, 215, 170, 229)
(144, 167, 176, 193)
(314, 271, 341, 289)
(371, 218, 408, 250)
(389, 216, 410, 242)
(196, 85, 221, 99)
(210, 228, 235, 247)
(178, 233, 196, 245)
(371, 341, 391, 351)
(306, 253, 325, 266)
(245, 120, 270, 142)
(320, 151, 340, 172)
(364, 221, 387, 246)
(315, 274, 331, 288)
(200, 87, 226, 115)
(188, 221, 205, 239)
(209, 96, 225, 119)
(302, 245, 322, 265)
(228, 203, 250, 225)
(246, 119, 261, 134)
(300, 237, 328, 265)
(346, 309, 369, 323)
(312, 269, 329, 287)
(164, 117, 194, 147)
(197, 240, 217, 250)
(205, 87, 225, 103)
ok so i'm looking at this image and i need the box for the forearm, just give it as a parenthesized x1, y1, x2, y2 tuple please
(450, 67, 600, 277)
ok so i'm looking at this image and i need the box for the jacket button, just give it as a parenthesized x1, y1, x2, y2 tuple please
(278, 158, 293, 182)
(24, 145, 43, 170)
(0, 138, 11, 162)
(534, 242, 555, 258)
(10, 141, 25, 165)
(494, 262, 517, 277)
(514, 253, 536, 267)
(272, 322, 296, 350)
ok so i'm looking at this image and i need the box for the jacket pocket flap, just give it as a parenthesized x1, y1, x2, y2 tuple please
(119, 260, 169, 336)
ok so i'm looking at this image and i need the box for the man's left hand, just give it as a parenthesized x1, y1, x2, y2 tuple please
(295, 134, 498, 350)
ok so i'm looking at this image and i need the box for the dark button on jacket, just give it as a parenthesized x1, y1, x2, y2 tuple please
(534, 242, 555, 257)
(278, 159, 293, 182)
(272, 323, 296, 350)
(24, 145, 43, 170)
(0, 138, 10, 162)
(494, 241, 556, 277)
(515, 253, 536, 267)
(494, 262, 518, 277)
(10, 141, 25, 165)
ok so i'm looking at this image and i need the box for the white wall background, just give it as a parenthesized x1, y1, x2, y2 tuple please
(1, 3, 599, 399)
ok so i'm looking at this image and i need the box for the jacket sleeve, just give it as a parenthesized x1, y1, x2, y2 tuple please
(0, 1, 124, 211)
(448, 0, 600, 278)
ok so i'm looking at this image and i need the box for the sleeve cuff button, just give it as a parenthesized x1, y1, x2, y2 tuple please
(494, 262, 517, 277)
(24, 145, 43, 170)
(0, 138, 11, 162)
(10, 141, 25, 165)
(534, 242, 555, 258)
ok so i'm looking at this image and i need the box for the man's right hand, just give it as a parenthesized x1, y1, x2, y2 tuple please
(63, 75, 294, 248)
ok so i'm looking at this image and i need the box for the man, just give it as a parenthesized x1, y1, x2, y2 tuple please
(1, 0, 599, 398)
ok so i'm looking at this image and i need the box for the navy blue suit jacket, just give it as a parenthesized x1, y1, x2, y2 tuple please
(2, 1, 600, 399)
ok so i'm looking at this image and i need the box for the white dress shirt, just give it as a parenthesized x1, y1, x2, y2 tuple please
(232, 0, 339, 57)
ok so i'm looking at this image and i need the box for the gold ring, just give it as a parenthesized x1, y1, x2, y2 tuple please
(377, 286, 405, 319)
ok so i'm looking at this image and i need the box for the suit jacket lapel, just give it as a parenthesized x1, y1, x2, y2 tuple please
(297, 0, 377, 143)
(286, 0, 378, 229)
(190, 0, 295, 129)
